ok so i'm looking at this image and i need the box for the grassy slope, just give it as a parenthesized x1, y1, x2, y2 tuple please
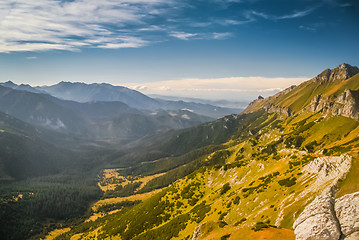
(50, 72, 359, 240)
(54, 108, 359, 240)
(246, 73, 359, 114)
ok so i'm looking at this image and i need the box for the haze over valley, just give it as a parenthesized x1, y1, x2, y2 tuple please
(0, 0, 358, 240)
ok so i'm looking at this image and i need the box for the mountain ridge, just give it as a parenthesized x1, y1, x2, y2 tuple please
(244, 63, 359, 116)
(3, 63, 359, 240)
(50, 63, 359, 240)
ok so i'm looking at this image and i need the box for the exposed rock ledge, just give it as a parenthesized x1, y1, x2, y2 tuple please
(191, 221, 227, 240)
(294, 154, 359, 240)
(293, 186, 341, 240)
(335, 192, 359, 237)
(294, 190, 359, 240)
(308, 89, 359, 121)
(263, 103, 292, 116)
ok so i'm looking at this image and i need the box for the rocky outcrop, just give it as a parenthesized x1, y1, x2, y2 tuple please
(191, 221, 227, 240)
(335, 192, 359, 237)
(344, 232, 359, 240)
(308, 89, 359, 121)
(294, 155, 355, 240)
(293, 186, 341, 240)
(294, 190, 359, 240)
(263, 103, 292, 116)
(303, 155, 352, 183)
(243, 85, 296, 114)
(307, 64, 359, 120)
(312, 63, 359, 83)
(191, 224, 203, 240)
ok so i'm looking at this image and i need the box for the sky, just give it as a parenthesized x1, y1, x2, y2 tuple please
(0, 0, 358, 102)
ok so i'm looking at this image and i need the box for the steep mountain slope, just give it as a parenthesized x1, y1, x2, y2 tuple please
(89, 109, 213, 143)
(0, 112, 72, 180)
(244, 63, 359, 115)
(53, 64, 359, 240)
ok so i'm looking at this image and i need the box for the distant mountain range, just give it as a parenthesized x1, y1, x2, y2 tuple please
(0, 83, 220, 145)
(0, 81, 241, 119)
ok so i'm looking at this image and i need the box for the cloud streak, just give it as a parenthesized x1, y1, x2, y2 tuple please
(0, 0, 321, 53)
(0, 0, 172, 52)
(246, 7, 316, 21)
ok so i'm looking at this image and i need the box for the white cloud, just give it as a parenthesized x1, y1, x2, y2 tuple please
(0, 0, 172, 53)
(169, 31, 198, 40)
(169, 31, 233, 41)
(123, 76, 308, 101)
(221, 19, 254, 25)
(244, 7, 317, 22)
(278, 8, 316, 19)
(0, 0, 321, 52)
(212, 32, 232, 39)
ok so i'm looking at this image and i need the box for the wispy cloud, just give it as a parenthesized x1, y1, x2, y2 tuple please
(0, 0, 173, 53)
(123, 76, 308, 101)
(212, 32, 232, 40)
(0, 0, 324, 53)
(223, 19, 253, 25)
(169, 31, 198, 40)
(246, 7, 317, 21)
(170, 31, 233, 41)
(278, 8, 317, 20)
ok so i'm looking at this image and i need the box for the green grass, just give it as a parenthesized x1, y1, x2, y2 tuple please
(337, 153, 359, 198)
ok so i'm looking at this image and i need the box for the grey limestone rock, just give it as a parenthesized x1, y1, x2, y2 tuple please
(312, 63, 359, 83)
(308, 89, 359, 121)
(335, 192, 359, 237)
(344, 231, 359, 240)
(293, 186, 341, 240)
(263, 103, 292, 116)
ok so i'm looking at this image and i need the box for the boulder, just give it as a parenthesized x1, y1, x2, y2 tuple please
(293, 187, 341, 240)
(335, 192, 359, 237)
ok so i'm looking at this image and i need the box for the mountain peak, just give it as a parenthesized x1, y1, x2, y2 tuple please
(0, 80, 18, 89)
(313, 63, 359, 83)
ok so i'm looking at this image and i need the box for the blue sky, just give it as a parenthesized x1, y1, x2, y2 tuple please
(0, 0, 358, 101)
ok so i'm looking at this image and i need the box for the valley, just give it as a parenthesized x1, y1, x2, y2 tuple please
(0, 0, 357, 239)
(1, 64, 359, 240)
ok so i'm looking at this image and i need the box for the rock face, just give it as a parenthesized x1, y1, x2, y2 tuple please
(191, 221, 227, 240)
(335, 192, 359, 237)
(293, 186, 341, 240)
(294, 190, 359, 240)
(312, 63, 359, 83)
(263, 103, 292, 116)
(307, 64, 359, 120)
(294, 155, 357, 240)
(303, 155, 352, 182)
(191, 224, 203, 240)
(344, 231, 359, 240)
(308, 89, 359, 121)
(243, 85, 296, 114)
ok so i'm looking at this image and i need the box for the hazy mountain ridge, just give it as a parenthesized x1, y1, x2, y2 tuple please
(50, 64, 359, 240)
(35, 81, 242, 119)
(40, 81, 159, 110)
(0, 84, 216, 145)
